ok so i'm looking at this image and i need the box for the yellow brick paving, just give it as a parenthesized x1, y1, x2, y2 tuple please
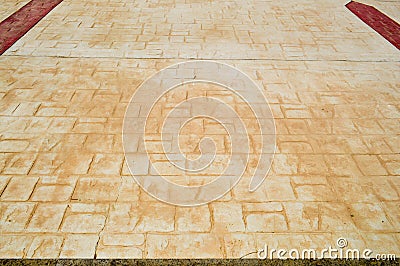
(0, 0, 399, 259)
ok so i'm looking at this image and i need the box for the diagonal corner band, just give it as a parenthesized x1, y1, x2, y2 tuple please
(346, 1, 400, 50)
(0, 0, 63, 55)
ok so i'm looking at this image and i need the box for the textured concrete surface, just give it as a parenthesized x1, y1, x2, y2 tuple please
(0, 0, 399, 259)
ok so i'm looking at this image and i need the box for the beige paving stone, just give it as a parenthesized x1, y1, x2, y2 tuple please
(72, 178, 121, 202)
(31, 185, 73, 202)
(69, 203, 109, 213)
(271, 154, 298, 175)
(1, 176, 38, 201)
(61, 214, 106, 233)
(379, 155, 400, 175)
(106, 202, 175, 233)
(60, 234, 99, 258)
(117, 176, 140, 202)
(84, 134, 114, 153)
(146, 234, 224, 258)
(104, 203, 139, 233)
(0, 235, 33, 258)
(324, 155, 362, 177)
(26, 235, 63, 258)
(96, 246, 143, 259)
(30, 153, 93, 176)
(319, 203, 357, 231)
(367, 177, 399, 201)
(0, 140, 30, 152)
(27, 204, 66, 232)
(231, 179, 268, 202)
(101, 234, 145, 246)
(298, 155, 329, 175)
(294, 184, 336, 202)
(284, 202, 319, 232)
(246, 213, 288, 232)
(349, 203, 394, 231)
(212, 203, 245, 232)
(2, 154, 36, 175)
(134, 202, 175, 233)
(89, 154, 124, 175)
(265, 176, 296, 201)
(224, 234, 256, 258)
(329, 178, 377, 203)
(382, 202, 400, 229)
(353, 155, 388, 176)
(243, 202, 283, 213)
(0, 203, 35, 232)
(176, 205, 211, 232)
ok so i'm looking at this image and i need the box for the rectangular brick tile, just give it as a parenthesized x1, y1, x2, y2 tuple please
(31, 185, 73, 202)
(368, 177, 399, 201)
(243, 202, 283, 212)
(353, 155, 388, 176)
(89, 154, 124, 175)
(349, 203, 394, 231)
(265, 176, 296, 201)
(72, 178, 121, 202)
(212, 203, 245, 232)
(294, 184, 336, 201)
(298, 155, 328, 175)
(324, 155, 362, 177)
(101, 234, 145, 246)
(146, 234, 223, 258)
(224, 234, 256, 258)
(176, 205, 211, 232)
(134, 202, 175, 233)
(84, 134, 114, 152)
(27, 204, 66, 232)
(105, 203, 139, 233)
(330, 178, 377, 203)
(2, 154, 36, 175)
(1, 176, 38, 201)
(61, 214, 106, 233)
(246, 213, 288, 232)
(0, 203, 35, 232)
(60, 234, 99, 258)
(319, 202, 357, 231)
(117, 176, 140, 202)
(69, 203, 109, 213)
(0, 235, 33, 258)
(26, 235, 63, 258)
(96, 246, 143, 258)
(284, 202, 319, 232)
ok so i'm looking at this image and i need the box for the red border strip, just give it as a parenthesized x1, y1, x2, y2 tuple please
(346, 1, 400, 50)
(0, 0, 63, 55)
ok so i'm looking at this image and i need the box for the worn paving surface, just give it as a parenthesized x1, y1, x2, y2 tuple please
(0, 0, 399, 259)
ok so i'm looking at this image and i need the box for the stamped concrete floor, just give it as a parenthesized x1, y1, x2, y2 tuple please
(0, 0, 399, 259)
